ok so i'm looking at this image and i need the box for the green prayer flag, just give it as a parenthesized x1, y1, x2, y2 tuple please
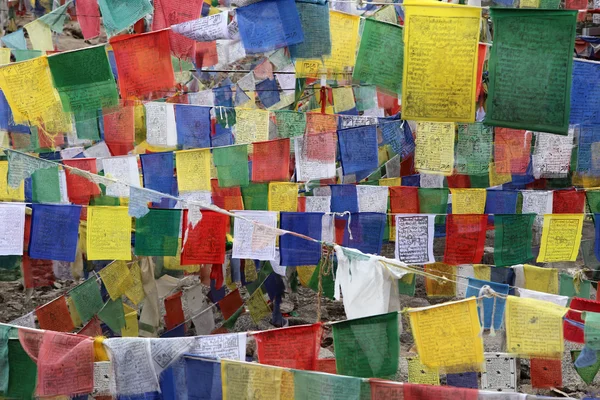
(97, 0, 153, 37)
(274, 111, 306, 145)
(585, 312, 600, 350)
(0, 256, 20, 270)
(493, 214, 535, 267)
(469, 174, 491, 188)
(353, 19, 403, 94)
(571, 350, 600, 384)
(245, 262, 273, 296)
(360, 380, 372, 400)
(241, 183, 269, 210)
(0, 326, 9, 393)
(6, 339, 37, 400)
(69, 277, 104, 323)
(539, 0, 561, 8)
(486, 9, 577, 134)
(559, 273, 591, 299)
(12, 49, 43, 61)
(398, 273, 416, 296)
(38, 0, 72, 33)
(74, 111, 101, 141)
(332, 312, 399, 378)
(308, 260, 337, 300)
(354, 86, 377, 112)
(98, 298, 126, 334)
(212, 144, 249, 188)
(455, 123, 493, 175)
(587, 190, 600, 214)
(134, 209, 181, 256)
(47, 45, 119, 114)
(293, 369, 362, 400)
(222, 306, 244, 330)
(418, 188, 449, 214)
(31, 166, 61, 203)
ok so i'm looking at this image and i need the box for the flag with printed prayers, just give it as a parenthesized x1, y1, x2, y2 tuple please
(254, 324, 322, 370)
(29, 204, 81, 262)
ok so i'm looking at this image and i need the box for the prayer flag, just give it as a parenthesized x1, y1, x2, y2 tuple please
(29, 204, 81, 262)
(176, 148, 212, 192)
(36, 296, 75, 332)
(455, 123, 492, 175)
(465, 278, 509, 330)
(86, 206, 131, 260)
(493, 214, 535, 267)
(444, 214, 487, 265)
(289, 2, 331, 59)
(213, 144, 249, 188)
(174, 104, 211, 149)
(254, 324, 322, 370)
(252, 139, 290, 182)
(135, 209, 181, 256)
(280, 212, 322, 267)
(338, 125, 379, 176)
(98, 0, 153, 37)
(76, 0, 101, 39)
(103, 104, 135, 156)
(152, 0, 204, 60)
(69, 277, 104, 323)
(181, 210, 228, 265)
(164, 291, 185, 331)
(414, 122, 455, 175)
(530, 358, 562, 388)
(537, 214, 584, 262)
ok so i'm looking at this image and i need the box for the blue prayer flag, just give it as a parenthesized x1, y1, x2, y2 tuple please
(484, 190, 518, 214)
(338, 125, 379, 176)
(184, 356, 222, 400)
(0, 91, 30, 134)
(29, 204, 81, 262)
(446, 372, 479, 389)
(330, 184, 358, 213)
(280, 212, 322, 266)
(213, 84, 233, 108)
(236, 0, 304, 54)
(256, 78, 281, 108)
(402, 174, 421, 187)
(465, 277, 509, 330)
(578, 125, 600, 175)
(341, 212, 386, 255)
(570, 60, 600, 125)
(174, 105, 211, 149)
(140, 152, 176, 208)
(594, 213, 600, 263)
(1, 29, 27, 50)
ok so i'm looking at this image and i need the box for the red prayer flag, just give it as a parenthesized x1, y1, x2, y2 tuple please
(195, 41, 218, 68)
(109, 30, 176, 100)
(211, 263, 224, 290)
(400, 154, 415, 177)
(476, 44, 487, 99)
(254, 324, 323, 370)
(36, 331, 94, 396)
(316, 358, 337, 374)
(252, 139, 290, 182)
(447, 174, 471, 189)
(152, 0, 204, 60)
(103, 104, 135, 156)
(211, 179, 244, 211)
(494, 128, 531, 175)
(37, 130, 64, 149)
(403, 383, 478, 400)
(369, 379, 404, 399)
(530, 358, 562, 389)
(78, 317, 103, 337)
(219, 288, 243, 320)
(566, 0, 587, 9)
(389, 186, 419, 214)
(63, 158, 101, 205)
(75, 0, 100, 39)
(36, 296, 75, 332)
(23, 254, 55, 289)
(552, 189, 585, 213)
(181, 209, 228, 265)
(306, 113, 337, 135)
(297, 196, 306, 212)
(444, 215, 487, 265)
(164, 291, 186, 331)
(564, 297, 600, 343)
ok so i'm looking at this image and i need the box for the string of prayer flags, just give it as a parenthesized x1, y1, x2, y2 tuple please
(213, 144, 249, 188)
(338, 125, 379, 176)
(254, 324, 322, 369)
(505, 295, 567, 358)
(465, 278, 509, 330)
(444, 215, 487, 265)
(289, 2, 331, 60)
(401, 0, 480, 122)
(109, 30, 175, 100)
(408, 298, 484, 372)
(86, 206, 131, 261)
(231, 210, 278, 260)
(537, 214, 584, 262)
(0, 203, 25, 256)
(252, 139, 290, 182)
(47, 45, 118, 114)
(493, 214, 535, 267)
(29, 204, 80, 262)
(135, 209, 181, 256)
(395, 214, 435, 264)
(69, 276, 104, 323)
(332, 312, 399, 378)
(98, 0, 153, 37)
(176, 148, 212, 192)
(486, 9, 577, 134)
(279, 212, 322, 267)
(181, 210, 228, 265)
(353, 19, 403, 94)
(414, 122, 455, 175)
(36, 296, 75, 332)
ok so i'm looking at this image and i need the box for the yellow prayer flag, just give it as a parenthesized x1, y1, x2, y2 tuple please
(221, 360, 282, 400)
(66, 296, 82, 327)
(245, 259, 259, 282)
(296, 265, 316, 286)
(99, 260, 134, 300)
(332, 87, 356, 114)
(408, 298, 484, 371)
(0, 56, 65, 129)
(537, 214, 584, 262)
(234, 109, 269, 146)
(125, 262, 145, 305)
(473, 264, 491, 282)
(388, 215, 396, 241)
(378, 145, 389, 165)
(519, 0, 540, 7)
(523, 264, 559, 294)
(379, 177, 401, 187)
(324, 11, 360, 74)
(268, 182, 298, 212)
(0, 161, 24, 201)
(280, 370, 295, 399)
(24, 20, 53, 51)
(402, 0, 480, 122)
(407, 356, 440, 385)
(414, 122, 455, 176)
(246, 288, 271, 324)
(425, 263, 456, 297)
(489, 162, 512, 187)
(175, 148, 211, 192)
(0, 48, 10, 65)
(450, 188, 486, 214)
(121, 310, 139, 337)
(86, 206, 132, 261)
(294, 59, 324, 78)
(505, 295, 567, 358)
